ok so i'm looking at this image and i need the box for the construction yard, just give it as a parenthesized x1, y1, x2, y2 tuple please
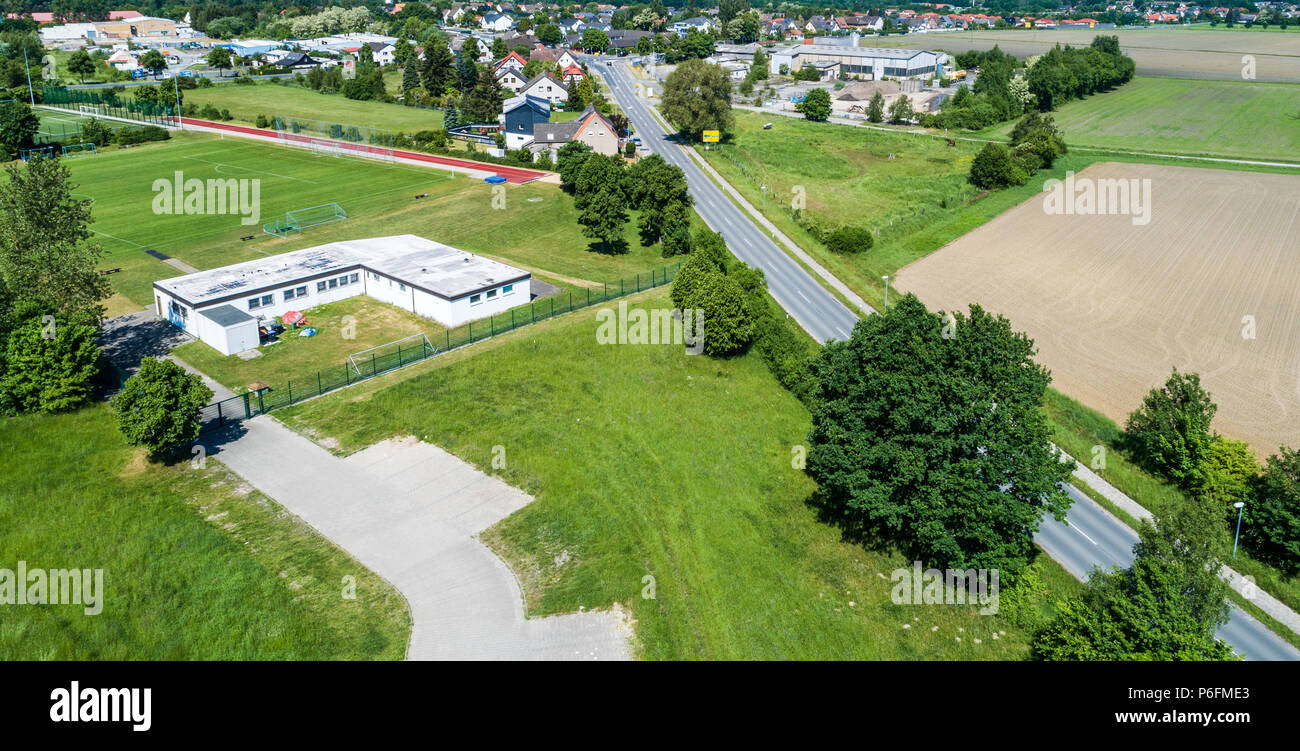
(895, 161, 1300, 457)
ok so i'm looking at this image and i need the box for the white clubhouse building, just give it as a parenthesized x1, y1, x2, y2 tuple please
(153, 235, 531, 355)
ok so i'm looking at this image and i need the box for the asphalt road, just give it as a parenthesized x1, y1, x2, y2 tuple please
(598, 58, 1299, 660)
(593, 59, 860, 343)
(1036, 484, 1300, 661)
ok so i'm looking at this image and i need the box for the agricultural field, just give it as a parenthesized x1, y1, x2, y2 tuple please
(0, 406, 410, 659)
(46, 132, 671, 313)
(178, 80, 446, 133)
(277, 287, 1082, 659)
(979, 77, 1300, 162)
(867, 26, 1300, 82)
(895, 161, 1300, 457)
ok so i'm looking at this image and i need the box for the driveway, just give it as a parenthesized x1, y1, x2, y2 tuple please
(205, 417, 633, 660)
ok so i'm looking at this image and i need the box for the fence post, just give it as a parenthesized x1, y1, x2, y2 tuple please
(397, 343, 403, 366)
(567, 292, 572, 313)
(371, 352, 377, 375)
(636, 273, 641, 292)
(469, 321, 472, 342)
(586, 288, 590, 307)
(490, 317, 494, 337)
(511, 309, 515, 330)
(242, 392, 251, 418)
(446, 330, 450, 350)
(217, 400, 224, 428)
(287, 380, 293, 404)
(317, 371, 322, 395)
(257, 389, 265, 414)
(620, 279, 625, 296)
(345, 364, 350, 385)
(603, 282, 607, 302)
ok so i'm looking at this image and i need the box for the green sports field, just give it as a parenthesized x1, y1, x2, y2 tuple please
(50, 132, 674, 315)
(979, 77, 1300, 162)
(179, 80, 445, 133)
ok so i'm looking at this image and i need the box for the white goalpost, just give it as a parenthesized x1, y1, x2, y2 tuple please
(347, 333, 434, 377)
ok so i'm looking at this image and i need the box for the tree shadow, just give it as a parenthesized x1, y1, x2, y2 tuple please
(586, 238, 629, 255)
(804, 487, 898, 555)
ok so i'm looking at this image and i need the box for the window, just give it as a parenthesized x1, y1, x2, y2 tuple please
(349, 273, 359, 284)
(338, 275, 349, 287)
(328, 278, 338, 289)
(486, 289, 497, 299)
(502, 284, 514, 295)
(399, 283, 406, 292)
(296, 286, 307, 297)
(470, 294, 482, 305)
(284, 289, 295, 301)
(249, 297, 261, 310)
(261, 294, 273, 306)
(317, 281, 327, 292)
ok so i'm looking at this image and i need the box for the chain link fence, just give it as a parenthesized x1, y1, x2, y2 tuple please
(195, 262, 682, 433)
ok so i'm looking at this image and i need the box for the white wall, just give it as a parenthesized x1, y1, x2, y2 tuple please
(447, 278, 530, 326)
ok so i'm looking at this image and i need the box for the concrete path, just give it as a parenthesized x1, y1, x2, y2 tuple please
(204, 418, 633, 661)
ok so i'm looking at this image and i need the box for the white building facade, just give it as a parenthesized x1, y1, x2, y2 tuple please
(154, 236, 532, 355)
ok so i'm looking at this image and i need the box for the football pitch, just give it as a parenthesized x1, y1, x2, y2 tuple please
(64, 132, 454, 308)
(58, 131, 673, 314)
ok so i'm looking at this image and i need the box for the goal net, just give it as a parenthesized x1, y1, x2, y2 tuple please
(348, 333, 435, 377)
(272, 115, 395, 162)
(262, 203, 347, 238)
(78, 104, 103, 115)
(18, 146, 56, 161)
(61, 142, 97, 157)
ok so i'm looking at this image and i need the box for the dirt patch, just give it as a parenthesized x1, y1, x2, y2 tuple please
(119, 448, 150, 478)
(895, 162, 1300, 457)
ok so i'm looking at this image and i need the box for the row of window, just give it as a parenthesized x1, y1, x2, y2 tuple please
(469, 283, 514, 306)
(370, 271, 407, 292)
(248, 273, 360, 311)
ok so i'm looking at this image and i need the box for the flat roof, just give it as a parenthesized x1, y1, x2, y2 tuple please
(783, 44, 934, 60)
(199, 304, 257, 327)
(155, 235, 530, 307)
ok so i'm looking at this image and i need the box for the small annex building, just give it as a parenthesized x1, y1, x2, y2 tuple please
(154, 235, 531, 354)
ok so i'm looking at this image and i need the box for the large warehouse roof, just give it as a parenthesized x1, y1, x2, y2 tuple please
(781, 44, 936, 60)
(155, 235, 529, 306)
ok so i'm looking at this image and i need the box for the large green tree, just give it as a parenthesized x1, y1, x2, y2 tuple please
(1033, 500, 1236, 661)
(205, 45, 232, 77)
(112, 356, 214, 457)
(0, 156, 109, 321)
(575, 154, 628, 254)
(555, 140, 593, 188)
(0, 100, 38, 160)
(66, 48, 97, 83)
(806, 294, 1074, 578)
(420, 37, 455, 96)
(797, 87, 831, 121)
(0, 314, 100, 414)
(1248, 447, 1300, 573)
(662, 58, 733, 142)
(1125, 368, 1219, 490)
(625, 154, 691, 246)
(138, 49, 167, 79)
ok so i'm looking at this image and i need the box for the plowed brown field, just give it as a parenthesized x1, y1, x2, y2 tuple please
(896, 162, 1300, 455)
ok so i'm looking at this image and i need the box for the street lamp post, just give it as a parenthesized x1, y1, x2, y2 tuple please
(882, 275, 889, 311)
(1232, 501, 1246, 558)
(760, 184, 766, 210)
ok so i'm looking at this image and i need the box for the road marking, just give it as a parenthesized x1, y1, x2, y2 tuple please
(1071, 524, 1099, 546)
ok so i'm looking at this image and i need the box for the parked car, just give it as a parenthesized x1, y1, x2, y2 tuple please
(178, 70, 196, 78)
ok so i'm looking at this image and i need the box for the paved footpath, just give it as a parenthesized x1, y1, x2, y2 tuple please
(206, 417, 632, 660)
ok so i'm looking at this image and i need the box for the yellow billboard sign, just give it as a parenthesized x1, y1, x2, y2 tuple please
(702, 130, 720, 143)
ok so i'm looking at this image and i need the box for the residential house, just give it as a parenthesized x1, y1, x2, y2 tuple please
(521, 72, 568, 104)
(481, 11, 516, 31)
(529, 104, 620, 160)
(496, 65, 528, 92)
(501, 94, 551, 148)
(367, 41, 398, 65)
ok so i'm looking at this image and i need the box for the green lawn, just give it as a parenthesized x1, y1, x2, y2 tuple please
(0, 405, 409, 659)
(50, 133, 673, 310)
(979, 77, 1300, 162)
(277, 288, 1082, 659)
(180, 80, 445, 134)
(172, 296, 448, 394)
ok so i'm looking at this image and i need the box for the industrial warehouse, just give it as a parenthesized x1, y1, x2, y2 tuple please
(152, 235, 531, 355)
(767, 44, 942, 80)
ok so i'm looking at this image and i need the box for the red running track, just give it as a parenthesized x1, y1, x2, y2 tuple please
(180, 118, 550, 184)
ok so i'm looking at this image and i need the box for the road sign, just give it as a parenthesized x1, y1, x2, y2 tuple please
(702, 130, 720, 143)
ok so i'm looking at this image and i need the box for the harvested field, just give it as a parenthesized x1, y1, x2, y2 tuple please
(868, 28, 1300, 82)
(895, 162, 1300, 456)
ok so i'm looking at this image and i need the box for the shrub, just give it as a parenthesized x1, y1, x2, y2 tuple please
(1248, 447, 1300, 573)
(822, 226, 874, 254)
(968, 142, 1025, 190)
(255, 114, 269, 128)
